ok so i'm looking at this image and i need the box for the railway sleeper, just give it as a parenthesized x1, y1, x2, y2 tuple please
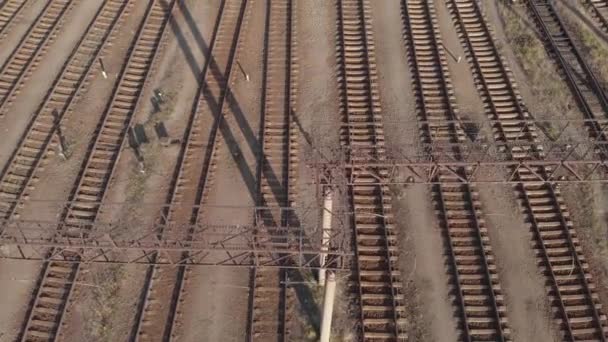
(558, 303, 605, 318)
(455, 254, 495, 264)
(534, 247, 584, 260)
(556, 314, 608, 330)
(457, 272, 499, 284)
(557, 328, 608, 342)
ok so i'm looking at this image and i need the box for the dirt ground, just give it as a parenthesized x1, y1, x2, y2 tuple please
(296, 0, 354, 340)
(0, 0, 102, 169)
(0, 1, 46, 63)
(370, 0, 460, 340)
(175, 0, 263, 339)
(434, 1, 560, 340)
(3, 0, 608, 340)
(552, 0, 608, 320)
(0, 1, 149, 339)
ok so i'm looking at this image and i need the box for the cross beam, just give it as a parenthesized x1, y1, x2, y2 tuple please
(0, 219, 351, 270)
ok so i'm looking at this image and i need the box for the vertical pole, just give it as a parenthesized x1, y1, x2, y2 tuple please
(319, 187, 333, 285)
(319, 272, 336, 342)
(441, 42, 461, 63)
(237, 61, 250, 81)
(52, 110, 67, 160)
(99, 58, 108, 79)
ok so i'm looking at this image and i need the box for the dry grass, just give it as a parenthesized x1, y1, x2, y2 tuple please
(574, 184, 608, 257)
(87, 265, 123, 342)
(560, 182, 608, 314)
(124, 88, 176, 204)
(498, 2, 577, 139)
(147, 89, 177, 123)
(557, 3, 608, 88)
(125, 142, 161, 201)
(579, 28, 608, 86)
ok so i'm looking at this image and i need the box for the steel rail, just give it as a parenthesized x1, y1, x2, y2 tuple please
(336, 0, 407, 340)
(0, 0, 77, 117)
(402, 0, 509, 340)
(526, 0, 608, 154)
(583, 0, 608, 34)
(130, 0, 250, 340)
(247, 0, 298, 340)
(447, 0, 608, 340)
(17, 1, 175, 341)
(0, 0, 29, 40)
(0, 0, 134, 222)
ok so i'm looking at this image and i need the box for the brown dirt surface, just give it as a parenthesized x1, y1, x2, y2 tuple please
(0, 0, 46, 64)
(486, 1, 587, 142)
(555, 0, 608, 88)
(550, 0, 608, 324)
(434, 1, 560, 340)
(477, 184, 559, 342)
(0, 260, 42, 339)
(0, 1, 151, 339)
(57, 0, 231, 340)
(486, 1, 608, 338)
(0, 1, 103, 169)
(294, 0, 353, 340)
(173, 0, 264, 339)
(560, 182, 608, 328)
(372, 1, 459, 340)
(4, 0, 608, 339)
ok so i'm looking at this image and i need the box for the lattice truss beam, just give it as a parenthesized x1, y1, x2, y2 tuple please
(308, 135, 608, 185)
(0, 206, 351, 269)
(4, 121, 608, 266)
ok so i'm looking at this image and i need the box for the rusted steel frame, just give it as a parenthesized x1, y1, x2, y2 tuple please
(310, 159, 608, 184)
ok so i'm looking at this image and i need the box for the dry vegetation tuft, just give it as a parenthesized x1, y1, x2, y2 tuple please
(556, 2, 608, 88)
(87, 266, 123, 342)
(498, 2, 577, 139)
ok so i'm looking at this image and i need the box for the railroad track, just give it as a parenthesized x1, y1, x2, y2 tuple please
(526, 0, 608, 150)
(336, 0, 407, 340)
(130, 0, 250, 340)
(0, 0, 29, 40)
(17, 1, 175, 341)
(0, 0, 77, 118)
(0, 0, 134, 222)
(583, 0, 608, 34)
(247, 0, 298, 340)
(447, 0, 608, 340)
(401, 0, 510, 340)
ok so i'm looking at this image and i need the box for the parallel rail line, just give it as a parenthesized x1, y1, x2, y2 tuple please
(526, 0, 608, 151)
(130, 0, 250, 340)
(447, 0, 608, 340)
(17, 1, 175, 341)
(583, 0, 608, 34)
(0, 0, 29, 40)
(337, 0, 407, 340)
(0, 0, 134, 222)
(401, 0, 510, 340)
(0, 0, 77, 117)
(248, 0, 298, 340)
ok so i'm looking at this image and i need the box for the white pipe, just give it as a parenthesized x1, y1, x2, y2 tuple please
(319, 187, 333, 285)
(319, 272, 336, 342)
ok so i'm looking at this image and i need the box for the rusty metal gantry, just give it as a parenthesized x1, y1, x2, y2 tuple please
(308, 135, 608, 186)
(4, 119, 608, 269)
(0, 205, 351, 270)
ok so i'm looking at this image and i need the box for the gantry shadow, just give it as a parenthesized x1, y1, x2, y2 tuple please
(164, 1, 322, 339)
(178, 0, 301, 209)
